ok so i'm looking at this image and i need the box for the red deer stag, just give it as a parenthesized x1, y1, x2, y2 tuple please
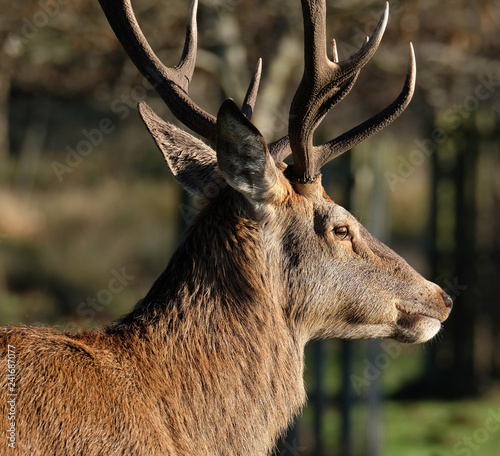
(1, 0, 452, 454)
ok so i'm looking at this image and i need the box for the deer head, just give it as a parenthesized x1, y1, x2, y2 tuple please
(98, 0, 452, 345)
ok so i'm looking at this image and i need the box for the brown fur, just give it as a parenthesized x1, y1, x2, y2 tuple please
(1, 2, 452, 454)
(1, 189, 307, 456)
(0, 171, 450, 455)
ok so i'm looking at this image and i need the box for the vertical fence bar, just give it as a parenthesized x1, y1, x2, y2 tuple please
(366, 340, 382, 456)
(340, 339, 353, 456)
(312, 340, 325, 456)
(282, 421, 299, 456)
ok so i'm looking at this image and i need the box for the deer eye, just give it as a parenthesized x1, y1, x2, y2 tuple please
(334, 226, 350, 241)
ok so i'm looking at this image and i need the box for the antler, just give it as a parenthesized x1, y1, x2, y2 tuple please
(98, 0, 261, 142)
(100, 0, 415, 182)
(284, 0, 416, 183)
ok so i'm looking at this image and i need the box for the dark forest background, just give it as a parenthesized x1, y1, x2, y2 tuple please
(1, 0, 499, 454)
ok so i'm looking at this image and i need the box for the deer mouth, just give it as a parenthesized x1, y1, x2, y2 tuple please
(393, 305, 445, 343)
(396, 305, 443, 324)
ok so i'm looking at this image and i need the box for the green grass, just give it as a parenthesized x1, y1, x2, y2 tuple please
(384, 394, 500, 456)
(294, 389, 500, 455)
(295, 341, 500, 455)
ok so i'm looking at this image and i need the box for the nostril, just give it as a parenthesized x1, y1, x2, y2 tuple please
(442, 293, 453, 311)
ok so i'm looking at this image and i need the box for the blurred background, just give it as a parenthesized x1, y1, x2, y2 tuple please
(1, 0, 499, 454)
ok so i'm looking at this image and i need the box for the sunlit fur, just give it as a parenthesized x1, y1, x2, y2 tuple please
(0, 95, 451, 456)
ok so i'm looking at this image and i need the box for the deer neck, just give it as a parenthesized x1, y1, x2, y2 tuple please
(113, 194, 307, 454)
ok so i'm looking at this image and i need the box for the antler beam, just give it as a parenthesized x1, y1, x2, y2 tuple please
(100, 0, 416, 179)
(98, 0, 261, 142)
(287, 1, 416, 183)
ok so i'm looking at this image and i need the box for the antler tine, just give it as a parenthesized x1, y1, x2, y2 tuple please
(340, 4, 389, 78)
(241, 59, 263, 120)
(288, 1, 390, 183)
(176, 0, 198, 85)
(331, 39, 339, 63)
(316, 43, 416, 167)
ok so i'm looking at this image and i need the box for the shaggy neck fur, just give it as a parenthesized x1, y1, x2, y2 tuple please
(109, 190, 306, 455)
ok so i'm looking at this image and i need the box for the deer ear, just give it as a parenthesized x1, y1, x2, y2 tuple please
(138, 101, 217, 196)
(216, 99, 280, 203)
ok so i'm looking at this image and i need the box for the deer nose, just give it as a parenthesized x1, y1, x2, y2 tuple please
(441, 293, 453, 313)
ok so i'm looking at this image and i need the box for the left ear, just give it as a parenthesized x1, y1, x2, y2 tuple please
(138, 101, 217, 196)
(216, 99, 281, 203)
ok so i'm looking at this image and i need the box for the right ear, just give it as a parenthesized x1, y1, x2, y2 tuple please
(138, 101, 217, 196)
(216, 99, 282, 204)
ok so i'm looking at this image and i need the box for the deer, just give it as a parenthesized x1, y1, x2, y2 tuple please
(1, 0, 452, 455)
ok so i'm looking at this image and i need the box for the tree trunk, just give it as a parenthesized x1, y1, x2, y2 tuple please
(0, 53, 12, 161)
